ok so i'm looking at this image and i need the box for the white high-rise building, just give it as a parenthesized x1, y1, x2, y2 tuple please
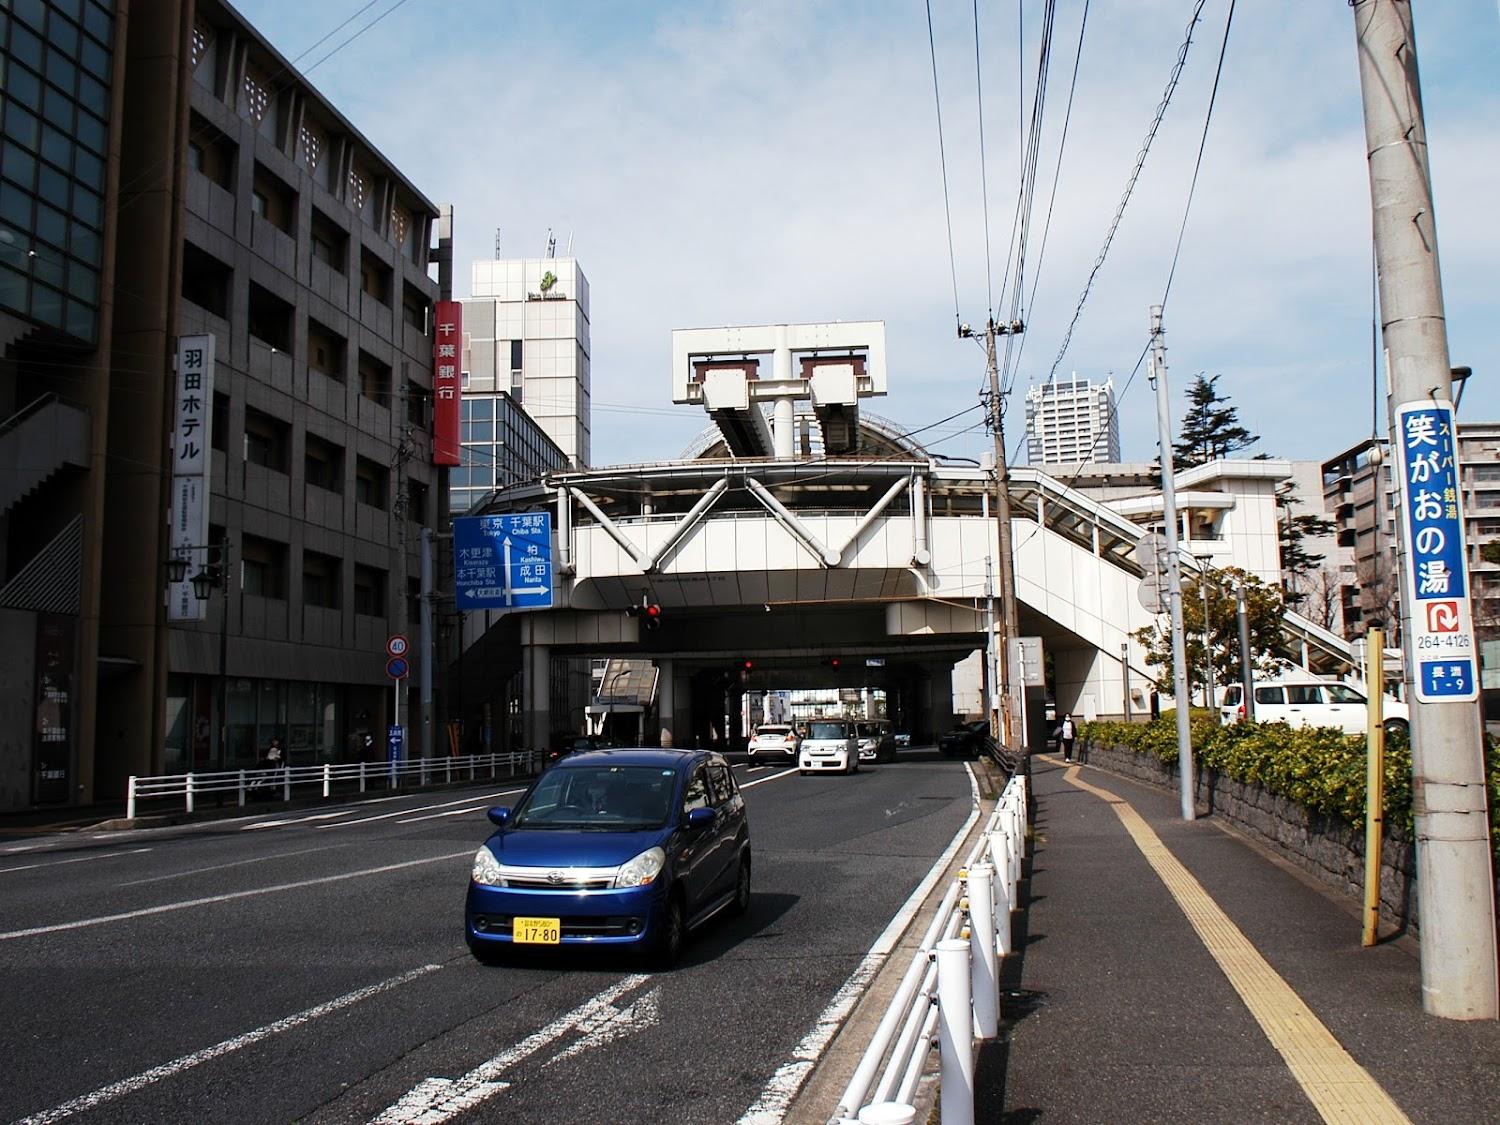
(1024, 375, 1120, 464)
(462, 256, 592, 470)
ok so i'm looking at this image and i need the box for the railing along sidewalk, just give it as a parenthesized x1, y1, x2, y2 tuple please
(126, 750, 545, 820)
(834, 758, 1030, 1125)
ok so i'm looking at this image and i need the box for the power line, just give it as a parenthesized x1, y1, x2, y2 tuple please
(1041, 0, 1210, 387)
(972, 0, 995, 317)
(925, 0, 964, 332)
(304, 0, 414, 75)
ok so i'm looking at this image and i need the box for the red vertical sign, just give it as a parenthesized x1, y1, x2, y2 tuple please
(432, 300, 462, 466)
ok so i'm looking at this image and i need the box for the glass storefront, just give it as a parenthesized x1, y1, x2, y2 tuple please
(165, 673, 351, 771)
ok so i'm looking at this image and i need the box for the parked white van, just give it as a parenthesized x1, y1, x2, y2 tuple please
(1220, 678, 1409, 737)
(799, 719, 858, 775)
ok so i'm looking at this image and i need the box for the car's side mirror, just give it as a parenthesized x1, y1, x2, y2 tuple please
(684, 806, 716, 829)
(487, 807, 511, 827)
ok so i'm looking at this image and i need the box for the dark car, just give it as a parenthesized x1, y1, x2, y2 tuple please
(547, 733, 611, 764)
(938, 719, 991, 759)
(466, 748, 751, 967)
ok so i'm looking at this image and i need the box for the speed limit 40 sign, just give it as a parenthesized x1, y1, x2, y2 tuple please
(386, 635, 409, 658)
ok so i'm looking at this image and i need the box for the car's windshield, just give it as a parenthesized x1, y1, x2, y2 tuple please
(511, 765, 677, 830)
(808, 721, 846, 739)
(757, 726, 791, 736)
(1324, 685, 1366, 704)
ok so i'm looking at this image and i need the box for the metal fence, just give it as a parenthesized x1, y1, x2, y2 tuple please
(126, 751, 546, 820)
(835, 764, 1030, 1125)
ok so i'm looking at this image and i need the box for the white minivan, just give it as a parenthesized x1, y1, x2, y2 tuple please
(1220, 679, 1409, 737)
(799, 719, 858, 775)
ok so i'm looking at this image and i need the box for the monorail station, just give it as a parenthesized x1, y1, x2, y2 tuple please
(455, 322, 1353, 754)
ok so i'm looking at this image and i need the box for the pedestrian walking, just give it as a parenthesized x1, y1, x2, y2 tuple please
(1055, 714, 1077, 762)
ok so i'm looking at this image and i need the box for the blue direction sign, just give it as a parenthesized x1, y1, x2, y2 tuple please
(1395, 400, 1478, 703)
(453, 512, 554, 611)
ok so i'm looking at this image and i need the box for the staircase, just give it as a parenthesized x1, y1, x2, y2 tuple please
(0, 394, 91, 515)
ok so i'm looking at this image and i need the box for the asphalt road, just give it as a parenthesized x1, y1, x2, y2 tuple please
(0, 752, 973, 1125)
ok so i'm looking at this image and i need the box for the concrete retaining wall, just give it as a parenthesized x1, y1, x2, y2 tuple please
(1079, 738, 1420, 932)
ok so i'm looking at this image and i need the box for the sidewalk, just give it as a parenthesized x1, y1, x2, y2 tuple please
(979, 753, 1500, 1124)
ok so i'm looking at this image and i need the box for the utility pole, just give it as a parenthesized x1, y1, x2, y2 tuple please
(1236, 582, 1255, 723)
(1196, 557, 1216, 720)
(964, 317, 1025, 747)
(1149, 305, 1194, 820)
(1353, 0, 1497, 1018)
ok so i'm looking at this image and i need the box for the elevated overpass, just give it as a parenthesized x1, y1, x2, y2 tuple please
(457, 428, 1354, 753)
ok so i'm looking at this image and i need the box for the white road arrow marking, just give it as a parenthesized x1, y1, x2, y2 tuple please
(370, 974, 652, 1125)
(542, 985, 660, 1068)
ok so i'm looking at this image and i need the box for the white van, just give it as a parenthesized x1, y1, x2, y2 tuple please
(1220, 679, 1409, 737)
(799, 719, 858, 775)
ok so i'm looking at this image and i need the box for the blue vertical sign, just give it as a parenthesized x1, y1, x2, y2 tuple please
(453, 513, 554, 610)
(1395, 400, 1478, 702)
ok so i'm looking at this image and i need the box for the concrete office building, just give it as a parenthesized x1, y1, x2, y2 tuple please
(0, 0, 447, 812)
(1025, 375, 1120, 465)
(459, 255, 591, 497)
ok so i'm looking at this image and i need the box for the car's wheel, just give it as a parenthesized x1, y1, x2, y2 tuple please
(1383, 718, 1409, 739)
(730, 856, 751, 916)
(651, 894, 686, 969)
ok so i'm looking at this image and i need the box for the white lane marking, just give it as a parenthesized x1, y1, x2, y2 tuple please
(397, 805, 494, 825)
(739, 767, 799, 790)
(117, 843, 352, 888)
(0, 848, 152, 875)
(318, 790, 524, 831)
(542, 985, 660, 1069)
(372, 975, 651, 1124)
(736, 764, 982, 1125)
(14, 963, 442, 1125)
(242, 811, 357, 831)
(0, 850, 474, 941)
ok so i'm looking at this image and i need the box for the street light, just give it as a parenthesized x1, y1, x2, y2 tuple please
(165, 538, 233, 766)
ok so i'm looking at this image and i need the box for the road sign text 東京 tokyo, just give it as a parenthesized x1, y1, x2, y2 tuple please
(1394, 400, 1477, 703)
(453, 513, 554, 611)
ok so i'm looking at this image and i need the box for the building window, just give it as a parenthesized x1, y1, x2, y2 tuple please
(186, 113, 235, 190)
(407, 479, 428, 525)
(251, 162, 296, 235)
(358, 349, 391, 405)
(311, 208, 348, 273)
(360, 248, 391, 305)
(243, 406, 290, 472)
(212, 392, 229, 452)
(247, 282, 293, 351)
(302, 550, 340, 609)
(353, 564, 386, 617)
(304, 433, 344, 493)
(406, 380, 429, 428)
(402, 281, 429, 332)
(355, 456, 388, 509)
(241, 534, 287, 599)
(307, 317, 346, 381)
(181, 242, 231, 317)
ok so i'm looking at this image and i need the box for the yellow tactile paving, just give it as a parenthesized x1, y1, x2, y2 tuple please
(1060, 762, 1411, 1125)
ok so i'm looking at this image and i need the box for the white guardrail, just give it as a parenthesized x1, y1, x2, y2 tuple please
(834, 768, 1029, 1125)
(126, 751, 546, 820)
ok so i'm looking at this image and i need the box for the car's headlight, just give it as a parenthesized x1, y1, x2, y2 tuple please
(472, 846, 504, 886)
(613, 846, 665, 889)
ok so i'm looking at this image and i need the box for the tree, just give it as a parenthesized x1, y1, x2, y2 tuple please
(1276, 488, 1335, 607)
(1173, 373, 1260, 468)
(1296, 565, 1345, 632)
(1133, 567, 1285, 696)
(1354, 558, 1402, 647)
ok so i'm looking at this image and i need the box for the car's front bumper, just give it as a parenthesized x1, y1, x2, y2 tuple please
(799, 752, 850, 771)
(465, 881, 666, 949)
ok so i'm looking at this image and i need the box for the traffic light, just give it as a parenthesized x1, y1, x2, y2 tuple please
(742, 660, 754, 671)
(625, 600, 662, 631)
(827, 657, 841, 669)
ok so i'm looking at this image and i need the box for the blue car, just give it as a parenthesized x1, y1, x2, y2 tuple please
(466, 748, 751, 967)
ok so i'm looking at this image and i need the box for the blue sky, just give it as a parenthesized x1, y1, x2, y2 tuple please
(234, 0, 1499, 469)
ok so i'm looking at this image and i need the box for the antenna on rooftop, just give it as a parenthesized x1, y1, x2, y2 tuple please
(566, 229, 574, 256)
(546, 229, 556, 259)
(494, 228, 502, 259)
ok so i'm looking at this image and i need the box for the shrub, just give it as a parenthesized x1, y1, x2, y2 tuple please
(1080, 716, 1499, 857)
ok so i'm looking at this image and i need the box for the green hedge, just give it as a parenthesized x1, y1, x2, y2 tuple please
(1080, 717, 1500, 859)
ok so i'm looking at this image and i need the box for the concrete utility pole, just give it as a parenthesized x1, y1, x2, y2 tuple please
(1353, 0, 1498, 1018)
(1236, 582, 1254, 723)
(1149, 305, 1195, 820)
(1196, 557, 1216, 718)
(966, 318, 1024, 746)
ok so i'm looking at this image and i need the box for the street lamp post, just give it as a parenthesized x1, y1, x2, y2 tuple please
(168, 537, 233, 767)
